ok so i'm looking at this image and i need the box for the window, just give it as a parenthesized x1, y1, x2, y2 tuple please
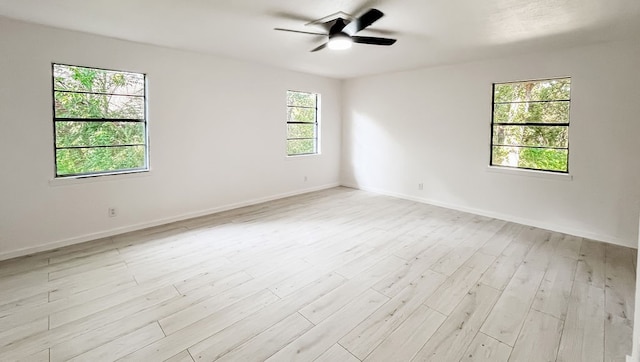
(52, 64, 147, 177)
(286, 90, 319, 156)
(490, 77, 571, 173)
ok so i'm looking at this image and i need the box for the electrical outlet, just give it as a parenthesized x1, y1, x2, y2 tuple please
(108, 208, 117, 217)
(418, 183, 424, 190)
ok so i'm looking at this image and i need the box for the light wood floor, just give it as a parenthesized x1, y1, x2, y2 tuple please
(0, 187, 636, 362)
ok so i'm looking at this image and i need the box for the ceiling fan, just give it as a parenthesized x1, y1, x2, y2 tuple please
(274, 8, 397, 52)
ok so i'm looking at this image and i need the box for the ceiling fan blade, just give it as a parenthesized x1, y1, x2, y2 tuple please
(342, 8, 384, 35)
(272, 11, 314, 23)
(274, 28, 327, 36)
(352, 36, 397, 46)
(310, 43, 328, 52)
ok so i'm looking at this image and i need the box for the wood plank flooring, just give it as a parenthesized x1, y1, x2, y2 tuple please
(0, 187, 635, 361)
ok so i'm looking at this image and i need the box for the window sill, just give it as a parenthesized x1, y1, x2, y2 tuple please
(49, 169, 150, 186)
(286, 153, 321, 160)
(486, 166, 573, 181)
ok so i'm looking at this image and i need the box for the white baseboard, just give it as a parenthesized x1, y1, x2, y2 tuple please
(0, 183, 340, 261)
(343, 183, 635, 249)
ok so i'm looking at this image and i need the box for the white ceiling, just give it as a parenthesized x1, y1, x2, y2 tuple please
(0, 0, 638, 79)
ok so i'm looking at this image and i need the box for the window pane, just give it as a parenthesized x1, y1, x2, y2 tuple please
(56, 145, 146, 176)
(286, 90, 319, 156)
(55, 92, 144, 119)
(492, 125, 568, 148)
(494, 78, 570, 103)
(493, 101, 569, 124)
(287, 124, 315, 139)
(287, 139, 316, 155)
(56, 121, 145, 148)
(287, 91, 316, 107)
(492, 146, 567, 172)
(287, 107, 316, 123)
(491, 78, 570, 173)
(53, 64, 144, 96)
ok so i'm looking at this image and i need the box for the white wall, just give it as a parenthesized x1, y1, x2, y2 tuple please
(342, 40, 640, 248)
(0, 17, 342, 260)
(633, 228, 640, 361)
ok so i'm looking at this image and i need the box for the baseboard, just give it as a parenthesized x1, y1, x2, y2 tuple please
(0, 182, 340, 261)
(343, 183, 635, 249)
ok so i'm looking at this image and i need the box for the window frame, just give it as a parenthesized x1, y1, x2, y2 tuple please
(51, 63, 149, 178)
(286, 90, 319, 156)
(489, 77, 571, 174)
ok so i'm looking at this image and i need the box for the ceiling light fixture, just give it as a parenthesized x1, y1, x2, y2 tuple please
(327, 32, 353, 50)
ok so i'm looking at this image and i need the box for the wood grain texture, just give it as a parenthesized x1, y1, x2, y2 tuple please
(164, 350, 195, 362)
(413, 283, 501, 361)
(531, 255, 577, 320)
(0, 187, 632, 362)
(364, 305, 446, 362)
(214, 313, 313, 362)
(462, 332, 512, 362)
(604, 244, 636, 362)
(315, 344, 360, 362)
(188, 272, 345, 361)
(339, 270, 446, 359)
(479, 227, 539, 291)
(266, 288, 388, 362)
(425, 251, 495, 315)
(509, 309, 564, 361)
(556, 282, 605, 362)
(575, 239, 606, 288)
(481, 264, 546, 346)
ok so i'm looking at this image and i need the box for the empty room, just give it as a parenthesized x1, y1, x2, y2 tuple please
(1, 1, 639, 361)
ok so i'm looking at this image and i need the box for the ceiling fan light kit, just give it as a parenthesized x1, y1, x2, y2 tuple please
(275, 8, 397, 52)
(327, 33, 353, 50)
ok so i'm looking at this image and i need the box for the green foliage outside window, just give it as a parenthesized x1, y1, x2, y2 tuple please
(491, 78, 570, 172)
(286, 91, 318, 155)
(53, 64, 147, 177)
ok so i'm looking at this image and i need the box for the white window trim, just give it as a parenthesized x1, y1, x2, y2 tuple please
(487, 165, 573, 181)
(49, 168, 151, 186)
